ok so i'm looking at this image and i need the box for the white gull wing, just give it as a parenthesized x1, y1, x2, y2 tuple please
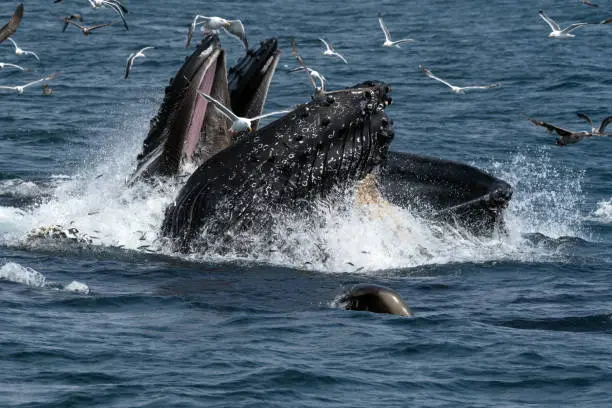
(561, 22, 590, 34)
(186, 15, 210, 47)
(7, 37, 18, 50)
(576, 112, 594, 129)
(461, 83, 499, 90)
(0, 62, 25, 70)
(196, 90, 240, 122)
(378, 13, 391, 41)
(136, 46, 154, 55)
(24, 50, 40, 62)
(99, 0, 128, 30)
(250, 110, 291, 121)
(226, 20, 247, 49)
(538, 10, 561, 31)
(598, 116, 612, 133)
(125, 53, 135, 78)
(319, 38, 332, 52)
(331, 51, 348, 63)
(421, 65, 456, 89)
(390, 38, 415, 47)
(24, 73, 57, 88)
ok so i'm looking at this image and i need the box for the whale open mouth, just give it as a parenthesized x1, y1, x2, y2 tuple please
(129, 36, 229, 182)
(129, 36, 281, 184)
(178, 45, 230, 169)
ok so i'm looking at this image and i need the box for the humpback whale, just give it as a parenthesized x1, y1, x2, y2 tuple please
(131, 35, 512, 251)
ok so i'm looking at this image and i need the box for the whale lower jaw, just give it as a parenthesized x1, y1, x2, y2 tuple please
(379, 151, 512, 234)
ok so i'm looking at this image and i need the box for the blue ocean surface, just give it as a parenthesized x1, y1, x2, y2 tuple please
(1, 0, 612, 406)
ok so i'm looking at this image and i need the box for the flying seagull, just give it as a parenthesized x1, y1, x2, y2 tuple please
(0, 3, 23, 45)
(378, 13, 415, 48)
(124, 46, 154, 79)
(88, 0, 128, 30)
(63, 19, 113, 36)
(0, 61, 25, 71)
(318, 38, 348, 63)
(528, 117, 593, 146)
(0, 72, 58, 94)
(6, 37, 39, 62)
(186, 15, 247, 49)
(196, 90, 290, 133)
(576, 112, 612, 135)
(291, 38, 326, 96)
(61, 14, 84, 32)
(538, 10, 592, 38)
(288, 66, 326, 90)
(420, 65, 499, 94)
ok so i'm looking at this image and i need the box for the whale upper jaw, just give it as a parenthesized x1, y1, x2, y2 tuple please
(129, 35, 281, 184)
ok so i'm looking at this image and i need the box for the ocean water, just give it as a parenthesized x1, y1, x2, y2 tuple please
(1, 0, 612, 406)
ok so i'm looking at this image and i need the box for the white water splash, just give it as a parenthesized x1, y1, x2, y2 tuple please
(489, 147, 587, 239)
(0, 103, 177, 252)
(63, 281, 90, 294)
(0, 179, 41, 198)
(0, 262, 46, 287)
(0, 262, 90, 293)
(0, 110, 589, 273)
(589, 199, 612, 224)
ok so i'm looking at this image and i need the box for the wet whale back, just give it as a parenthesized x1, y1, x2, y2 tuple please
(161, 83, 394, 251)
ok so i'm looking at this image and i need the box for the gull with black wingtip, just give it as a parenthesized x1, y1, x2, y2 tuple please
(124, 46, 154, 79)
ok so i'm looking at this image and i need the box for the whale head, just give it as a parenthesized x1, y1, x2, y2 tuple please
(162, 81, 395, 251)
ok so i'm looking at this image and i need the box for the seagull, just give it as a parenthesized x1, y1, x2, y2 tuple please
(61, 14, 84, 32)
(6, 38, 39, 62)
(288, 66, 326, 89)
(318, 38, 348, 63)
(378, 13, 415, 48)
(42, 83, 53, 96)
(0, 73, 58, 94)
(0, 62, 25, 71)
(538, 10, 591, 38)
(291, 38, 326, 96)
(63, 19, 113, 36)
(186, 15, 247, 49)
(88, 0, 128, 30)
(0, 3, 23, 45)
(420, 65, 499, 94)
(576, 112, 612, 135)
(196, 90, 290, 133)
(124, 46, 154, 79)
(528, 117, 593, 146)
